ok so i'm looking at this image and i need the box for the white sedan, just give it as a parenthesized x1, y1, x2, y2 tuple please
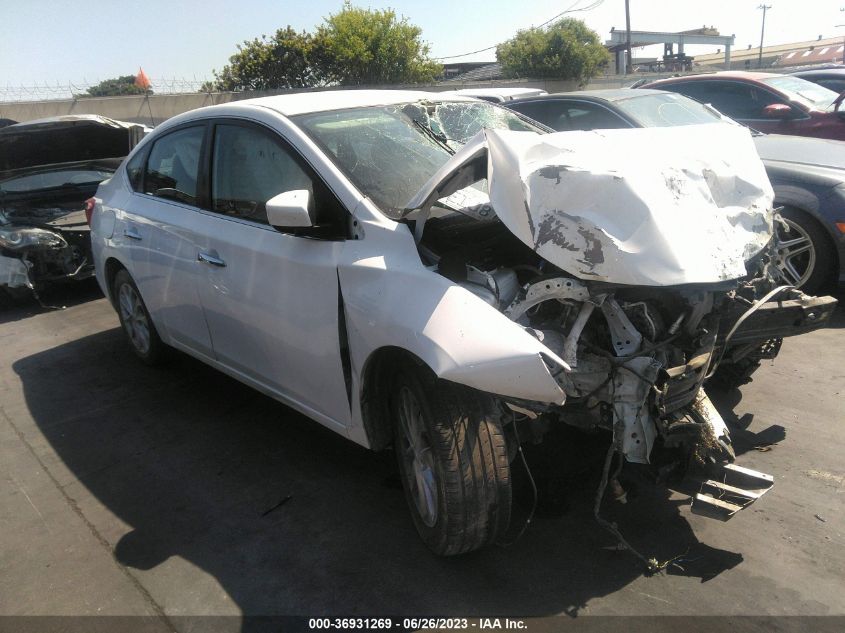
(90, 90, 835, 558)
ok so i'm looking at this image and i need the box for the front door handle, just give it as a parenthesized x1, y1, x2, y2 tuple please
(123, 227, 142, 241)
(197, 251, 226, 267)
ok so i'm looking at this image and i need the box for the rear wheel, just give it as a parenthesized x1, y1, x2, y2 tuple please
(774, 207, 835, 294)
(113, 269, 166, 365)
(392, 364, 511, 556)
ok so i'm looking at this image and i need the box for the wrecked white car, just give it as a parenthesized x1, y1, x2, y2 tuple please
(89, 91, 836, 560)
(0, 115, 147, 300)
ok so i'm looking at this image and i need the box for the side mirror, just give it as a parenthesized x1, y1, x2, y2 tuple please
(762, 103, 793, 120)
(266, 190, 313, 229)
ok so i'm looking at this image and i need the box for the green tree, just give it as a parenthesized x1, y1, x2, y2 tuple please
(496, 18, 609, 83)
(313, 3, 441, 85)
(81, 75, 151, 97)
(212, 27, 322, 91)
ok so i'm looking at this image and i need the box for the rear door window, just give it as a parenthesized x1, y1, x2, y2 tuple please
(143, 126, 204, 205)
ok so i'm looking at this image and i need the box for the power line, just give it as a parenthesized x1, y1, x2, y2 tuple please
(434, 0, 606, 60)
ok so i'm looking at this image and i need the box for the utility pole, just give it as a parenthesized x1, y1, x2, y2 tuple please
(757, 4, 772, 69)
(625, 0, 633, 74)
(837, 23, 845, 64)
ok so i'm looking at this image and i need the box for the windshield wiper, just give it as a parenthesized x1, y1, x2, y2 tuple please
(410, 118, 455, 155)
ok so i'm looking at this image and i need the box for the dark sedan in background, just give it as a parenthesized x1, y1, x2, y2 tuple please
(0, 115, 147, 300)
(638, 71, 845, 141)
(790, 67, 845, 95)
(506, 89, 845, 294)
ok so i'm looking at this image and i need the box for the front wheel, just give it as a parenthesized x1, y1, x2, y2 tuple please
(392, 365, 511, 556)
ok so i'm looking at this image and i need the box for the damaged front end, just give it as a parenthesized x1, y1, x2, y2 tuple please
(405, 124, 837, 533)
(0, 201, 97, 292)
(0, 116, 148, 297)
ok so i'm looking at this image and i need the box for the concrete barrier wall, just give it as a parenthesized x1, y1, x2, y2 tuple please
(0, 74, 672, 127)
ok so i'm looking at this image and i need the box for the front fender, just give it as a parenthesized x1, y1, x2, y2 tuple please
(338, 223, 568, 406)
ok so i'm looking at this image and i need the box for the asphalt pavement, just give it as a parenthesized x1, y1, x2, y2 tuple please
(1, 280, 843, 632)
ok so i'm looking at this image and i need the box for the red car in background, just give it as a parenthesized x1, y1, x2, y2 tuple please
(640, 71, 845, 140)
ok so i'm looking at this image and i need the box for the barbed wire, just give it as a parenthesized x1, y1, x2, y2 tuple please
(0, 77, 215, 103)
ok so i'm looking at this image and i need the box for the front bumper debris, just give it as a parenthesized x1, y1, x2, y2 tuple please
(719, 292, 838, 345)
(691, 463, 774, 521)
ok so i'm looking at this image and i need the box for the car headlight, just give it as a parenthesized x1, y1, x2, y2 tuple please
(0, 226, 67, 250)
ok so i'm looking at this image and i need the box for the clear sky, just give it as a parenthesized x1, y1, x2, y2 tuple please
(1, 0, 843, 87)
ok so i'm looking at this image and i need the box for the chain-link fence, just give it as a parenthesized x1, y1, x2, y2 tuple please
(0, 77, 214, 103)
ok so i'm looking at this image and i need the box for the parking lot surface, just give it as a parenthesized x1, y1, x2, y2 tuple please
(1, 282, 843, 628)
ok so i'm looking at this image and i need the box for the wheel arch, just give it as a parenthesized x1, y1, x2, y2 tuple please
(103, 256, 129, 307)
(359, 346, 428, 451)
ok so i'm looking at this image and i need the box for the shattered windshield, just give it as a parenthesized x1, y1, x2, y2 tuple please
(293, 101, 538, 217)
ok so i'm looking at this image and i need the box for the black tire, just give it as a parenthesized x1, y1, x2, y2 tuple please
(775, 207, 836, 295)
(392, 364, 511, 556)
(0, 286, 33, 307)
(112, 269, 166, 365)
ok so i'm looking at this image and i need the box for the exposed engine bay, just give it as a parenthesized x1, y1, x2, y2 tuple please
(420, 215, 833, 465)
(407, 125, 838, 540)
(0, 199, 96, 291)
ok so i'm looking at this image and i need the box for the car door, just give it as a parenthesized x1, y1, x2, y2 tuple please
(131, 124, 215, 358)
(191, 120, 352, 429)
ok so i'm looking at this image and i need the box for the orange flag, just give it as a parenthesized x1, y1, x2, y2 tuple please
(134, 67, 151, 90)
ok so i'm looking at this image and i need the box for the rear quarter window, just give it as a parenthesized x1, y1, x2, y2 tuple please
(125, 148, 146, 192)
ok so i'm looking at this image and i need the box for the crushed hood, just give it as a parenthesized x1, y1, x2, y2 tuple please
(0, 115, 148, 176)
(407, 125, 775, 287)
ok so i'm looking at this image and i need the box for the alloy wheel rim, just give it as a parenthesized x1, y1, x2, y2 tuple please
(397, 386, 438, 527)
(118, 283, 151, 355)
(774, 217, 815, 288)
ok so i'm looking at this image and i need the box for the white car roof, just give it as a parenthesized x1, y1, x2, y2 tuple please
(232, 89, 478, 117)
(447, 88, 548, 100)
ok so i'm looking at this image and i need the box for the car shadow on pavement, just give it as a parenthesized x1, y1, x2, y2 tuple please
(13, 329, 744, 627)
(0, 279, 104, 325)
(707, 386, 786, 456)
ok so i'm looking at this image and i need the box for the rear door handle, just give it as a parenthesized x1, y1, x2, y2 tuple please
(197, 251, 226, 267)
(123, 227, 142, 241)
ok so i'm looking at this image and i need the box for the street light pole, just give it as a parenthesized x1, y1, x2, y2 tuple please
(758, 4, 772, 69)
(625, 0, 632, 74)
(837, 25, 845, 64)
